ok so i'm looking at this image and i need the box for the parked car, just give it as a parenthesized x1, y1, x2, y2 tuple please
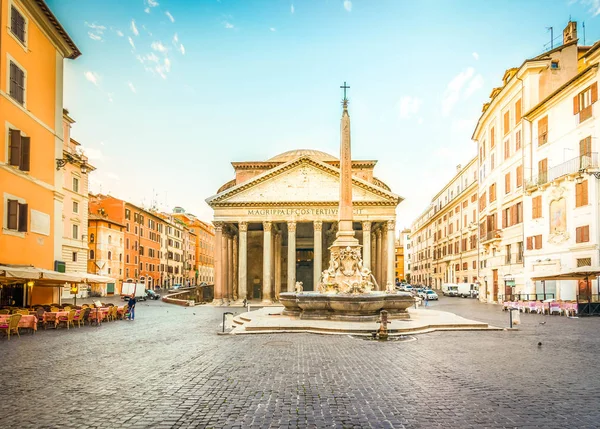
(424, 290, 439, 300)
(146, 289, 161, 300)
(403, 285, 414, 293)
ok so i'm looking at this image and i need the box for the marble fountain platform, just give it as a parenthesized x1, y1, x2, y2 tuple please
(229, 306, 502, 336)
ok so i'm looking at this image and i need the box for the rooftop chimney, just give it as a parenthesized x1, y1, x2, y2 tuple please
(563, 21, 577, 45)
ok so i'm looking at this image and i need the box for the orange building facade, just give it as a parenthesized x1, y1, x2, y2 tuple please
(89, 195, 163, 290)
(0, 0, 80, 305)
(172, 207, 215, 284)
(87, 214, 124, 295)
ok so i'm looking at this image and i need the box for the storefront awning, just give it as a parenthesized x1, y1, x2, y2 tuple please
(531, 266, 600, 281)
(71, 272, 116, 284)
(0, 264, 82, 284)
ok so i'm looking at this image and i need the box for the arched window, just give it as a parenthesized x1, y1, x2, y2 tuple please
(90, 249, 95, 259)
(119, 253, 122, 262)
(108, 251, 112, 260)
(90, 233, 95, 243)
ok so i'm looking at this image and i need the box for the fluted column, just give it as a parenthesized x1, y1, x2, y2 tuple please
(214, 222, 224, 303)
(386, 220, 395, 291)
(226, 231, 233, 303)
(287, 221, 297, 292)
(371, 231, 377, 280)
(262, 221, 272, 303)
(362, 221, 372, 270)
(222, 230, 229, 303)
(275, 232, 282, 300)
(376, 228, 383, 290)
(313, 220, 323, 291)
(238, 222, 248, 302)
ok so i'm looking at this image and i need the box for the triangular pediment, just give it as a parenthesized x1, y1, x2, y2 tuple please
(206, 156, 401, 207)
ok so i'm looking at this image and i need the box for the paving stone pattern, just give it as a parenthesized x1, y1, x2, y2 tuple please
(1, 297, 599, 428)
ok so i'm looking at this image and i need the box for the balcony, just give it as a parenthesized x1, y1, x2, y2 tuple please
(482, 229, 502, 244)
(525, 153, 598, 191)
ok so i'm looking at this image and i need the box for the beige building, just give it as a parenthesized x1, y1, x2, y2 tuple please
(158, 213, 184, 287)
(410, 158, 478, 289)
(87, 213, 124, 295)
(206, 147, 402, 304)
(472, 21, 591, 302)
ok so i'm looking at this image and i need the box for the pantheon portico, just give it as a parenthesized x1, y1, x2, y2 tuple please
(206, 149, 402, 304)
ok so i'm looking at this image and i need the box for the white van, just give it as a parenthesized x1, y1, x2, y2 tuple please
(442, 283, 459, 297)
(121, 282, 146, 301)
(457, 283, 479, 298)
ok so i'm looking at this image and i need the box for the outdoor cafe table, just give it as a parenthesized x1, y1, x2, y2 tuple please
(88, 308, 110, 324)
(0, 314, 38, 332)
(42, 311, 71, 328)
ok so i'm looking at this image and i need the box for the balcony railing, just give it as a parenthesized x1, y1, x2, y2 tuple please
(526, 153, 598, 189)
(483, 229, 502, 242)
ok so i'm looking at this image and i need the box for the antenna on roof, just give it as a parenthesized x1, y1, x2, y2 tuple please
(546, 26, 554, 50)
(583, 21, 586, 45)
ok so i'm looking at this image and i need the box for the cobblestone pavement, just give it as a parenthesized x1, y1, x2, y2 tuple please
(1, 297, 599, 429)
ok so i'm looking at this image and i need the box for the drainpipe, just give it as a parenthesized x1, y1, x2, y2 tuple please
(516, 75, 530, 296)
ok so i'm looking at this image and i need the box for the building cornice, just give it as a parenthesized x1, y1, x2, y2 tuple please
(210, 201, 399, 208)
(26, 0, 81, 59)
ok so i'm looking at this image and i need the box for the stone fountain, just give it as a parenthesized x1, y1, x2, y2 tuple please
(280, 83, 414, 322)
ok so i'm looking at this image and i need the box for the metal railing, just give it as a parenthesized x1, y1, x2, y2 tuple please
(525, 153, 599, 189)
(483, 230, 501, 242)
(500, 293, 555, 301)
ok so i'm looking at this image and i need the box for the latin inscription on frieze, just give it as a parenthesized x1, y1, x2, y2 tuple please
(247, 208, 364, 216)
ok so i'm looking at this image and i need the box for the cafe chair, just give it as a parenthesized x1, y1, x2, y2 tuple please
(0, 314, 22, 340)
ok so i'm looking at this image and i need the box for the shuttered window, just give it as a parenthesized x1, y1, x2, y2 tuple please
(503, 111, 510, 136)
(10, 6, 26, 44)
(8, 129, 31, 171)
(538, 116, 548, 146)
(526, 236, 533, 250)
(575, 180, 589, 207)
(574, 83, 597, 123)
(489, 183, 496, 202)
(6, 199, 27, 232)
(515, 99, 522, 122)
(504, 139, 510, 160)
(532, 196, 542, 219)
(490, 127, 495, 148)
(9, 61, 25, 105)
(539, 158, 548, 183)
(515, 130, 522, 151)
(516, 165, 523, 188)
(580, 136, 592, 157)
(534, 235, 542, 249)
(576, 225, 590, 243)
(505, 172, 511, 194)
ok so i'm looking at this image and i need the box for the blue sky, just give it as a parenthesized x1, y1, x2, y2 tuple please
(47, 0, 600, 229)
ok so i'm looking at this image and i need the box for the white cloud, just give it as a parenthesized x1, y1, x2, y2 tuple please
(179, 44, 185, 55)
(84, 71, 99, 86)
(173, 33, 179, 43)
(131, 19, 139, 36)
(464, 74, 484, 98)
(165, 11, 175, 22)
(291, 3, 295, 13)
(116, 30, 124, 37)
(85, 22, 106, 33)
(146, 52, 160, 63)
(147, 0, 159, 7)
(580, 0, 600, 16)
(344, 0, 352, 12)
(451, 118, 476, 133)
(128, 36, 136, 49)
(88, 32, 102, 41)
(164, 58, 171, 72)
(144, 7, 150, 13)
(107, 93, 114, 103)
(128, 82, 137, 93)
(224, 21, 234, 29)
(441, 67, 476, 117)
(151, 41, 168, 53)
(472, 52, 479, 60)
(397, 96, 422, 119)
(270, 27, 276, 32)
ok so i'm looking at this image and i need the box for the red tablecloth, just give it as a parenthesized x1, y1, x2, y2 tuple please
(0, 314, 37, 331)
(43, 311, 69, 327)
(88, 308, 109, 323)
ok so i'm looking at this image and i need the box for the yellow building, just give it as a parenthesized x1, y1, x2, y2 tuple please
(0, 0, 80, 305)
(394, 240, 404, 283)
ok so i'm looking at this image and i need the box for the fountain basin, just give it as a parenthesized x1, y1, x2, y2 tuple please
(280, 291, 414, 322)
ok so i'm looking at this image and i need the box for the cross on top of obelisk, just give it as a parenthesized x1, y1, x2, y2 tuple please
(340, 81, 350, 101)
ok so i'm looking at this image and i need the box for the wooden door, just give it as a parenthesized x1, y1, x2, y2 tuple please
(492, 269, 498, 302)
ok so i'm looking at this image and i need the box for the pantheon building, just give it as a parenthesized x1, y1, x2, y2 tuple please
(206, 149, 402, 304)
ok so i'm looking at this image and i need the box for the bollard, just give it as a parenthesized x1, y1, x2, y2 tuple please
(222, 311, 233, 333)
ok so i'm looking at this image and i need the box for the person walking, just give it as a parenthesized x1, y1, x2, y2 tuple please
(127, 293, 137, 320)
(424, 293, 429, 307)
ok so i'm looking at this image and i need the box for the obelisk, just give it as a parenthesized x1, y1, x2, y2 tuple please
(333, 82, 359, 247)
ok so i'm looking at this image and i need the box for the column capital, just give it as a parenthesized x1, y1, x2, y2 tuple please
(362, 221, 372, 231)
(314, 220, 323, 232)
(387, 220, 395, 231)
(263, 221, 272, 232)
(239, 221, 248, 232)
(287, 221, 297, 232)
(214, 221, 224, 232)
